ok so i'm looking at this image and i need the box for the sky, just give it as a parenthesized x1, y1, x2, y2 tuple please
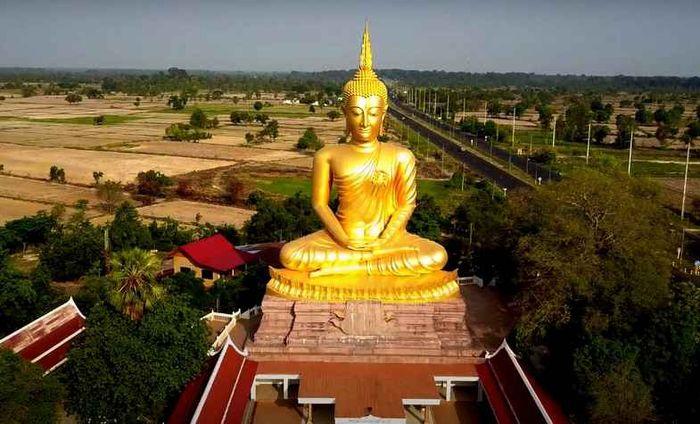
(0, 0, 698, 76)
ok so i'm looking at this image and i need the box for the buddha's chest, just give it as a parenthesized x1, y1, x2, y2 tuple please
(331, 153, 396, 188)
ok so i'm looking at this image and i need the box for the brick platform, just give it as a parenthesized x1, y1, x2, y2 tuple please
(248, 293, 483, 363)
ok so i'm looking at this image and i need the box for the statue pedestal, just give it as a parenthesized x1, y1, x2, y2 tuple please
(248, 292, 483, 363)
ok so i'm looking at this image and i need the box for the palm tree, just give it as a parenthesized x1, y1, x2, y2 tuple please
(108, 248, 164, 320)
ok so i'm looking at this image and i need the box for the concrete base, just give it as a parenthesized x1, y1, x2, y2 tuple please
(248, 293, 483, 363)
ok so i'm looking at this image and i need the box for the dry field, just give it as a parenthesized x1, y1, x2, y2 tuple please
(0, 175, 101, 205)
(0, 94, 340, 225)
(0, 197, 100, 224)
(135, 200, 255, 227)
(0, 144, 235, 184)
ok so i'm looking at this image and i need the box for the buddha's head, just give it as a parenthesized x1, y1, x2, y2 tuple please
(342, 23, 388, 144)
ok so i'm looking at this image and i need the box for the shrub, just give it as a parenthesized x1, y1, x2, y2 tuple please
(296, 127, 324, 151)
(164, 123, 212, 142)
(175, 180, 194, 198)
(93, 115, 105, 125)
(227, 176, 246, 204)
(245, 132, 255, 144)
(136, 170, 172, 196)
(253, 101, 263, 111)
(48, 165, 66, 183)
(64, 93, 82, 104)
(96, 180, 124, 212)
(327, 110, 341, 121)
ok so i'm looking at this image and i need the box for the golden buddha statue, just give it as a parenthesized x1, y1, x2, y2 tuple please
(267, 24, 459, 303)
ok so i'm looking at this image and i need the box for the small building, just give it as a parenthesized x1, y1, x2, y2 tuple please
(0, 297, 86, 374)
(165, 234, 257, 287)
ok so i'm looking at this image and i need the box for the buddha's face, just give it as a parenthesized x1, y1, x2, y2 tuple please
(343, 95, 386, 143)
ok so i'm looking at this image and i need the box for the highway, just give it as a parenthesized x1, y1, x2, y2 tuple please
(388, 103, 533, 191)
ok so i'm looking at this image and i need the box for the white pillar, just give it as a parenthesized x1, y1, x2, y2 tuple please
(681, 141, 691, 219)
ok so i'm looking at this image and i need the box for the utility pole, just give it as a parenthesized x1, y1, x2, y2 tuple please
(511, 106, 516, 148)
(681, 140, 691, 219)
(461, 164, 465, 191)
(483, 102, 488, 124)
(552, 116, 557, 147)
(446, 92, 450, 123)
(627, 130, 634, 175)
(586, 122, 592, 165)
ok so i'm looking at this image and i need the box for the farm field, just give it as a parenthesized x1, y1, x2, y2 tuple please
(135, 200, 255, 227)
(0, 197, 99, 224)
(0, 94, 351, 227)
(0, 174, 103, 205)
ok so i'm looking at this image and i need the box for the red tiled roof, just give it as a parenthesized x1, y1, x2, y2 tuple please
(257, 361, 478, 419)
(0, 298, 85, 374)
(190, 337, 258, 424)
(476, 340, 568, 424)
(167, 356, 219, 424)
(176, 234, 257, 273)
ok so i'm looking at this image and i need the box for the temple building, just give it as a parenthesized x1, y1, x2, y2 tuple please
(167, 308, 568, 424)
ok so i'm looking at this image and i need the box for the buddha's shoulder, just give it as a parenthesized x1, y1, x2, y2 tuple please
(383, 143, 415, 163)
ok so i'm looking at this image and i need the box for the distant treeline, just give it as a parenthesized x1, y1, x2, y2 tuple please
(0, 67, 698, 94)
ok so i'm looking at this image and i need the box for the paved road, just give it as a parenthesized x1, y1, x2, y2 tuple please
(388, 104, 532, 191)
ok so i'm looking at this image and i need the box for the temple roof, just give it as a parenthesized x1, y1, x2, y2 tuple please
(173, 234, 257, 273)
(476, 340, 568, 424)
(0, 297, 85, 374)
(188, 337, 258, 424)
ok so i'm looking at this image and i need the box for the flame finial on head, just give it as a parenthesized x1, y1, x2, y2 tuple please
(359, 21, 372, 71)
(343, 21, 388, 107)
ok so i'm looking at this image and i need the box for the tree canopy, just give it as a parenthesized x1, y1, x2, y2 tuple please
(63, 300, 208, 423)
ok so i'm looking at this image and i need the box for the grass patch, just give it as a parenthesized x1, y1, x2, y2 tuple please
(27, 115, 145, 125)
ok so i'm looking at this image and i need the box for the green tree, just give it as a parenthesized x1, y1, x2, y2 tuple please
(254, 113, 269, 125)
(654, 107, 669, 125)
(167, 95, 188, 110)
(260, 119, 279, 141)
(407, 195, 443, 241)
(592, 125, 610, 143)
(92, 170, 104, 185)
(109, 202, 152, 251)
(96, 180, 124, 212)
(536, 104, 553, 129)
(253, 100, 263, 111)
(63, 300, 208, 422)
(161, 270, 211, 311)
(615, 114, 635, 146)
(309, 104, 316, 113)
(65, 93, 83, 104)
(189, 107, 207, 128)
(327, 110, 341, 121)
(0, 350, 64, 423)
(108, 248, 164, 320)
(296, 127, 324, 150)
(244, 192, 321, 243)
(136, 170, 172, 197)
(40, 210, 104, 281)
(563, 101, 592, 142)
(49, 165, 66, 183)
(21, 85, 37, 98)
